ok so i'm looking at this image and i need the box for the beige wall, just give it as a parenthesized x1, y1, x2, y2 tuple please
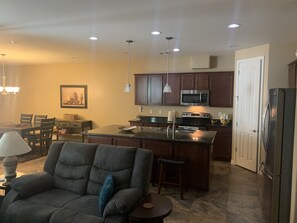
(0, 55, 234, 128)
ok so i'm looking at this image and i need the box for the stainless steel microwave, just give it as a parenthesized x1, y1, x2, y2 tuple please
(180, 90, 209, 106)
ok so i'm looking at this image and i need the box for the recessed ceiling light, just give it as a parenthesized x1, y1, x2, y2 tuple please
(173, 48, 180, 52)
(228, 23, 240, 29)
(151, 31, 161, 35)
(9, 41, 18, 45)
(89, 36, 98, 40)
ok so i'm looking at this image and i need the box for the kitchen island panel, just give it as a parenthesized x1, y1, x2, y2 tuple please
(113, 137, 141, 147)
(88, 135, 112, 145)
(142, 139, 173, 184)
(174, 142, 213, 190)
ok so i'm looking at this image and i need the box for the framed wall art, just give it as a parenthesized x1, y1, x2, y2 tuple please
(60, 85, 88, 108)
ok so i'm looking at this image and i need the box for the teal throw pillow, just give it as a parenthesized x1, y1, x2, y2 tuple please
(99, 174, 114, 216)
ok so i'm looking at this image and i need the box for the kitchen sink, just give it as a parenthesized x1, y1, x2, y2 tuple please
(157, 127, 196, 134)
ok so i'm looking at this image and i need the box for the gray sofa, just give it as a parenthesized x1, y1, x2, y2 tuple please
(0, 141, 153, 223)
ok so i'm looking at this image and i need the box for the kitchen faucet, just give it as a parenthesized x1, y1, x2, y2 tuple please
(166, 113, 176, 139)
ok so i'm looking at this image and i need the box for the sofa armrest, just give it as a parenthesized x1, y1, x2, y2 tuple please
(11, 172, 54, 199)
(103, 188, 143, 218)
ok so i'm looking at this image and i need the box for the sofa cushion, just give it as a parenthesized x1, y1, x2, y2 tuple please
(7, 200, 57, 223)
(63, 195, 100, 217)
(54, 142, 98, 195)
(87, 144, 137, 195)
(49, 209, 103, 223)
(99, 174, 114, 215)
(26, 188, 81, 208)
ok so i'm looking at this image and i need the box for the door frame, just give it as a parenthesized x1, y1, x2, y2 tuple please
(233, 56, 264, 173)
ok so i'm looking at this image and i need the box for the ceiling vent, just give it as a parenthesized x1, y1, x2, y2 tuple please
(191, 55, 217, 69)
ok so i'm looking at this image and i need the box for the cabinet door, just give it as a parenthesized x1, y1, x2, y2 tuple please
(135, 75, 148, 105)
(288, 62, 297, 88)
(181, 73, 195, 90)
(209, 72, 234, 107)
(148, 75, 163, 105)
(163, 74, 181, 105)
(208, 126, 232, 161)
(195, 73, 209, 90)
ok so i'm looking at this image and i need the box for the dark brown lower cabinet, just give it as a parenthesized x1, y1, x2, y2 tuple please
(208, 126, 232, 161)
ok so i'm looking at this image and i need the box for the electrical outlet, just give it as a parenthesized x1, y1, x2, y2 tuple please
(158, 110, 162, 115)
(138, 106, 143, 113)
(149, 109, 153, 114)
(218, 112, 222, 117)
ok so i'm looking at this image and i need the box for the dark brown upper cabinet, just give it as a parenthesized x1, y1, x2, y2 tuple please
(135, 74, 163, 105)
(181, 73, 209, 90)
(135, 71, 234, 107)
(209, 72, 234, 107)
(135, 75, 148, 105)
(163, 74, 181, 105)
(195, 73, 209, 90)
(148, 75, 163, 105)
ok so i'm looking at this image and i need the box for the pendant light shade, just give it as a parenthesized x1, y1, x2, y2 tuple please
(163, 37, 173, 93)
(124, 40, 133, 93)
(0, 54, 20, 95)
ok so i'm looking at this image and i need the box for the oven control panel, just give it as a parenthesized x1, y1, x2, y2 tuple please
(181, 112, 210, 119)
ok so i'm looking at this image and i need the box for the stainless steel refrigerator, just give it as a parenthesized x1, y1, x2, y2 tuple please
(260, 88, 296, 223)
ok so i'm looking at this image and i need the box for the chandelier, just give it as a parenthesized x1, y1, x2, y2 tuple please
(0, 54, 20, 95)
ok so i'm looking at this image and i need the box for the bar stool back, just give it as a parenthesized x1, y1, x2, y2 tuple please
(157, 157, 186, 199)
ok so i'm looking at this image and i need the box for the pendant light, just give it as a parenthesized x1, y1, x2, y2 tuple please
(124, 40, 133, 93)
(0, 54, 20, 95)
(163, 37, 173, 93)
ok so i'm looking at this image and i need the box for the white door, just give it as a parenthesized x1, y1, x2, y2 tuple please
(235, 57, 263, 172)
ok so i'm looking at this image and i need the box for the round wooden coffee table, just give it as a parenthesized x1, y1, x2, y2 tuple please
(129, 193, 172, 223)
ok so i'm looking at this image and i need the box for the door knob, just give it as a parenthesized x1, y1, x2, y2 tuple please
(251, 129, 257, 132)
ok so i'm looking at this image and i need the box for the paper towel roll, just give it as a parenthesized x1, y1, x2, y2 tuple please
(167, 111, 172, 122)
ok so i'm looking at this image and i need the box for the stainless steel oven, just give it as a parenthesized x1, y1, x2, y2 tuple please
(180, 90, 209, 106)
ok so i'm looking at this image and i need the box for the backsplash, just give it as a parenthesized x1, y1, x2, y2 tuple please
(136, 105, 233, 120)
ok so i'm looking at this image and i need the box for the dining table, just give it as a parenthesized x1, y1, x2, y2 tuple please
(0, 122, 41, 138)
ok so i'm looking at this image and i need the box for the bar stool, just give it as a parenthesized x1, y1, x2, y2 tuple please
(157, 157, 186, 200)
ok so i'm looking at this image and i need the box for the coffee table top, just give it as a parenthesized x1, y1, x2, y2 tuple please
(129, 193, 172, 222)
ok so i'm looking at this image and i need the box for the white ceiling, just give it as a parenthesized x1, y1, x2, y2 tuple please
(1, 0, 297, 65)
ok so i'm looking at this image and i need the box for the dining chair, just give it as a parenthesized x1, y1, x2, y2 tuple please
(27, 118, 56, 155)
(34, 115, 48, 125)
(20, 114, 33, 124)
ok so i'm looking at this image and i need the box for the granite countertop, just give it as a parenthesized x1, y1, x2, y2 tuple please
(129, 116, 232, 128)
(86, 125, 216, 144)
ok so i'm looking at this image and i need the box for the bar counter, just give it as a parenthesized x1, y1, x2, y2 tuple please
(85, 125, 217, 191)
(86, 125, 216, 144)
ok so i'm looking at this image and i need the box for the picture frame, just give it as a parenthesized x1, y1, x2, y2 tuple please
(60, 85, 88, 108)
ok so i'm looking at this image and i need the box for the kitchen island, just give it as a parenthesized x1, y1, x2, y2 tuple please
(85, 125, 216, 191)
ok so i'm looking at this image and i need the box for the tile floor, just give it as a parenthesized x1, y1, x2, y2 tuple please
(0, 157, 268, 223)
